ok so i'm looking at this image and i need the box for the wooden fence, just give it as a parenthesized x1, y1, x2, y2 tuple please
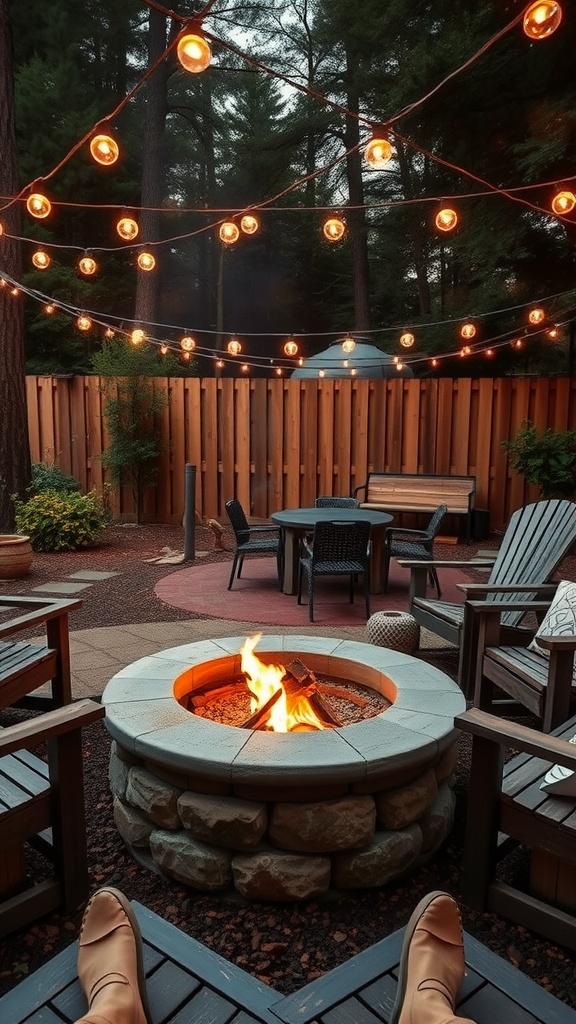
(25, 375, 576, 533)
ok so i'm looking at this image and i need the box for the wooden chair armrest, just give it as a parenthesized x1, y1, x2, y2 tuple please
(455, 708, 576, 770)
(0, 699, 104, 756)
(456, 582, 558, 596)
(466, 599, 553, 617)
(353, 483, 367, 499)
(537, 634, 576, 651)
(398, 558, 487, 570)
(0, 597, 82, 640)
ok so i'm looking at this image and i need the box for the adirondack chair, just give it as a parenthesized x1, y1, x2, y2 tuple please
(400, 499, 576, 693)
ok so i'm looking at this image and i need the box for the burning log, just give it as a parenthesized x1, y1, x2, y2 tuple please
(241, 688, 283, 729)
(284, 658, 344, 727)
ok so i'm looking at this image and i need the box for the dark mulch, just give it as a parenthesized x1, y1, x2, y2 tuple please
(0, 524, 575, 1008)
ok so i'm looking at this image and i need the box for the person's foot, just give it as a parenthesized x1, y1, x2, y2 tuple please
(76, 887, 152, 1024)
(390, 891, 476, 1024)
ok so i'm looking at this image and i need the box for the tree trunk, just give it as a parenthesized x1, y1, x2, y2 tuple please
(134, 8, 168, 327)
(343, 55, 371, 333)
(0, 0, 31, 529)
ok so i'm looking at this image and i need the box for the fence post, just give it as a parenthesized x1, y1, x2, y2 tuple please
(183, 463, 196, 561)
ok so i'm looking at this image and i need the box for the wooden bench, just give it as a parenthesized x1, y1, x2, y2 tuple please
(353, 472, 476, 542)
(0, 596, 81, 711)
(457, 707, 576, 952)
(0, 898, 572, 1023)
(0, 699, 104, 938)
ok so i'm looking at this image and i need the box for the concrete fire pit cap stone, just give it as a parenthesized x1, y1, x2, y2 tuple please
(101, 636, 465, 785)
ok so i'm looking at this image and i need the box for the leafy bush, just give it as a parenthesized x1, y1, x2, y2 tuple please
(13, 490, 108, 552)
(502, 421, 576, 499)
(31, 462, 80, 495)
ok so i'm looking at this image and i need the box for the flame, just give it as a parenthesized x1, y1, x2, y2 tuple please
(240, 633, 326, 731)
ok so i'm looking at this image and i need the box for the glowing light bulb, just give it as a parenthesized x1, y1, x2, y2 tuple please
(0, 221, 3, 235)
(219, 221, 240, 244)
(341, 336, 356, 353)
(513, 338, 523, 348)
(431, 358, 439, 368)
(298, 357, 304, 366)
(227, 337, 241, 355)
(10, 287, 19, 296)
(177, 33, 212, 73)
(399, 331, 415, 348)
(90, 134, 119, 165)
(275, 367, 283, 376)
(32, 250, 51, 270)
(323, 216, 346, 242)
(160, 344, 169, 355)
(182, 351, 190, 362)
(180, 335, 196, 352)
(78, 255, 97, 276)
(350, 368, 357, 376)
(137, 251, 156, 271)
(435, 207, 458, 232)
(364, 136, 393, 168)
(551, 189, 575, 215)
(548, 327, 559, 339)
(284, 340, 298, 356)
(77, 315, 92, 331)
(240, 214, 259, 235)
(27, 192, 51, 218)
(528, 306, 545, 324)
(131, 329, 145, 345)
(241, 363, 249, 373)
(523, 1, 562, 40)
(396, 361, 404, 370)
(104, 328, 115, 339)
(44, 303, 56, 314)
(485, 349, 494, 357)
(319, 369, 325, 378)
(460, 323, 476, 340)
(216, 359, 224, 369)
(117, 216, 138, 240)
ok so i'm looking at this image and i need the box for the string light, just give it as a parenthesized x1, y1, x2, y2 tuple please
(131, 328, 145, 344)
(227, 337, 241, 355)
(180, 335, 196, 352)
(10, 287, 19, 296)
(177, 32, 212, 74)
(364, 133, 393, 169)
(181, 351, 191, 361)
(241, 363, 249, 372)
(32, 250, 51, 270)
(323, 216, 346, 242)
(77, 314, 92, 331)
(78, 255, 97, 275)
(275, 366, 283, 375)
(0, 222, 3, 236)
(547, 326, 559, 339)
(319, 369, 325, 377)
(89, 133, 119, 166)
(459, 323, 476, 339)
(284, 339, 298, 356)
(44, 303, 56, 314)
(350, 367, 357, 376)
(219, 221, 240, 244)
(117, 216, 138, 240)
(399, 331, 415, 348)
(485, 348, 494, 357)
(430, 358, 439, 368)
(528, 306, 545, 324)
(435, 206, 458, 232)
(396, 361, 404, 370)
(216, 358, 224, 368)
(160, 343, 169, 355)
(26, 192, 51, 218)
(551, 189, 575, 215)
(341, 336, 356, 353)
(104, 327, 114, 338)
(240, 214, 259, 235)
(137, 251, 156, 271)
(523, 1, 562, 40)
(513, 338, 523, 348)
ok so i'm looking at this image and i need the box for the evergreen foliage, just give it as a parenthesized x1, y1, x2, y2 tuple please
(502, 421, 576, 499)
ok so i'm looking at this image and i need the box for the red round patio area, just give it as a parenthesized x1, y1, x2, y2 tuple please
(155, 556, 471, 626)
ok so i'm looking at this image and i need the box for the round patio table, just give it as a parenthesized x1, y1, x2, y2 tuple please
(271, 506, 393, 595)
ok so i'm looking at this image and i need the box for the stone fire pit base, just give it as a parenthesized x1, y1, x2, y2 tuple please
(103, 636, 465, 901)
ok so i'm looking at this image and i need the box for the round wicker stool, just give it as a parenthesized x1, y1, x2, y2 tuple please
(366, 610, 420, 654)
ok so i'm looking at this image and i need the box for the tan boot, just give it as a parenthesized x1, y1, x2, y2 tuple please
(76, 887, 152, 1024)
(390, 891, 476, 1024)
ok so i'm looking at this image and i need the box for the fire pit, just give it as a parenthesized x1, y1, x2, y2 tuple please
(103, 635, 465, 901)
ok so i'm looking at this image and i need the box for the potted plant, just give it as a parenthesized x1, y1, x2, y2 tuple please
(502, 421, 576, 499)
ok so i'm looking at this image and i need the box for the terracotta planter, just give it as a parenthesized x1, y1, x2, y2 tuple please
(0, 534, 33, 579)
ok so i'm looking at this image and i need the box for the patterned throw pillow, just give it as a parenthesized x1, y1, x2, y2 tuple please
(540, 733, 576, 796)
(528, 579, 576, 657)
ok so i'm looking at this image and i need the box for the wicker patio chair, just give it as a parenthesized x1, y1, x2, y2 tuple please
(297, 519, 371, 622)
(383, 503, 448, 597)
(225, 498, 283, 590)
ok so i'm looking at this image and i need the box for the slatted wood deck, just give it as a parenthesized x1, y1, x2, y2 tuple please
(0, 900, 573, 1024)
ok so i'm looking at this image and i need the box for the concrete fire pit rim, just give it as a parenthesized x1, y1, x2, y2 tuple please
(101, 635, 465, 783)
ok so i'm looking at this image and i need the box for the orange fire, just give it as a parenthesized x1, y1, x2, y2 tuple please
(240, 634, 326, 732)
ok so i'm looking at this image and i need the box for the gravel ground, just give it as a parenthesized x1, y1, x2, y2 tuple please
(0, 523, 575, 1009)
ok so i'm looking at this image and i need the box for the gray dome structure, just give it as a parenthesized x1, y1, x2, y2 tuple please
(291, 337, 414, 379)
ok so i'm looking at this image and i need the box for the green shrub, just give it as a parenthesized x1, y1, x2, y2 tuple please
(502, 421, 576, 500)
(31, 462, 80, 495)
(13, 490, 108, 552)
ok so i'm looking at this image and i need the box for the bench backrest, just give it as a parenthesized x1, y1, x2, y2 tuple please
(363, 473, 475, 512)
